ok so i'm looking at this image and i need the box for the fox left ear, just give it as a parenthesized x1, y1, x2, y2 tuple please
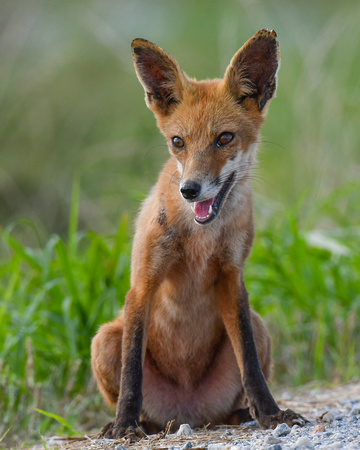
(224, 29, 280, 112)
(132, 39, 187, 115)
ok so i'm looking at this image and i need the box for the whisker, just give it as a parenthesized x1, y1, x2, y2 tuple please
(215, 165, 251, 185)
(259, 139, 288, 152)
(163, 169, 181, 188)
(247, 176, 266, 187)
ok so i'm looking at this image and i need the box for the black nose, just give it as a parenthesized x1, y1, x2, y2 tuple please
(180, 181, 201, 200)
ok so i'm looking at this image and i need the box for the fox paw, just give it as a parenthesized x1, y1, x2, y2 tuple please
(258, 409, 308, 429)
(98, 422, 144, 441)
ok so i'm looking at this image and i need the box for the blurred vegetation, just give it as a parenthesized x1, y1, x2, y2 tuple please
(1, 0, 359, 235)
(0, 0, 360, 447)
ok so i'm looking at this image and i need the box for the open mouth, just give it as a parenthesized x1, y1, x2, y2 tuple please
(191, 172, 235, 225)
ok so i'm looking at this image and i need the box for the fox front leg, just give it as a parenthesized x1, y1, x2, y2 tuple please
(216, 271, 308, 429)
(102, 292, 151, 440)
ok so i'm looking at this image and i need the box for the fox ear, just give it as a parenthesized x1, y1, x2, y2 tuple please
(132, 39, 187, 115)
(224, 29, 280, 112)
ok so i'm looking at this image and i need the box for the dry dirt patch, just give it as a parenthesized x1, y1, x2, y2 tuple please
(30, 381, 360, 450)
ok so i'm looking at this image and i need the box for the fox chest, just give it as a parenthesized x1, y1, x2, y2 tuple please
(147, 285, 224, 384)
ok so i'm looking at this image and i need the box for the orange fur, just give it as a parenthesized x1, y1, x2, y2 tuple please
(91, 29, 306, 439)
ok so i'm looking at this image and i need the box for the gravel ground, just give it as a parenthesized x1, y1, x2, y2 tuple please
(33, 381, 360, 450)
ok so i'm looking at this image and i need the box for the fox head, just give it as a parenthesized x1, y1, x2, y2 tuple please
(132, 29, 279, 225)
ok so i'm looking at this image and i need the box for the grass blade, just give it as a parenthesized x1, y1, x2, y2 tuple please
(34, 408, 82, 436)
(68, 176, 80, 257)
(55, 239, 80, 301)
(39, 433, 48, 450)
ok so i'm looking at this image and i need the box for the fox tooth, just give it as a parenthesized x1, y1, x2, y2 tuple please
(209, 205, 213, 215)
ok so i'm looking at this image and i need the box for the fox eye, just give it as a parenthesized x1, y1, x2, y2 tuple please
(172, 136, 185, 148)
(217, 132, 234, 147)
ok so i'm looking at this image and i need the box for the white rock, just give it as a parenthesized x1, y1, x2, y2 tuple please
(281, 390, 293, 400)
(208, 444, 225, 450)
(176, 423, 193, 437)
(290, 424, 301, 434)
(181, 442, 193, 449)
(322, 411, 335, 423)
(273, 422, 291, 437)
(265, 436, 282, 444)
(294, 436, 313, 448)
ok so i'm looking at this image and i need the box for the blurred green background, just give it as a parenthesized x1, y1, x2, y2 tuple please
(1, 0, 360, 446)
(1, 0, 359, 236)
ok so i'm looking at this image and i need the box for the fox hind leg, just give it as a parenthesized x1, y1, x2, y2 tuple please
(91, 316, 124, 407)
(91, 317, 164, 435)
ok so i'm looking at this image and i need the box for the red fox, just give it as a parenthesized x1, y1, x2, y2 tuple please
(91, 29, 306, 439)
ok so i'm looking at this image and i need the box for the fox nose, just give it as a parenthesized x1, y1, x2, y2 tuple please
(180, 181, 201, 200)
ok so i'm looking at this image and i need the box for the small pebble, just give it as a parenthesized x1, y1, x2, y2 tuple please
(290, 424, 301, 434)
(222, 429, 233, 436)
(281, 391, 293, 400)
(176, 424, 193, 437)
(208, 444, 225, 450)
(265, 436, 282, 445)
(313, 424, 326, 434)
(267, 445, 282, 450)
(350, 404, 360, 415)
(310, 388, 323, 395)
(273, 422, 291, 437)
(294, 436, 313, 448)
(324, 431, 333, 436)
(339, 398, 353, 405)
(322, 411, 335, 423)
(181, 442, 192, 449)
(244, 420, 258, 427)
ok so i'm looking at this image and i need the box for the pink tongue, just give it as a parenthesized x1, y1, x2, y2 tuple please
(194, 198, 215, 218)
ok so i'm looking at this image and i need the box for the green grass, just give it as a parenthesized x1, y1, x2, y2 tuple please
(0, 190, 131, 446)
(248, 185, 360, 385)
(1, 183, 359, 447)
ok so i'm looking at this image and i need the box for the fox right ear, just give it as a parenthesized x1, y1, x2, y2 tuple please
(131, 39, 187, 115)
(224, 29, 280, 113)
